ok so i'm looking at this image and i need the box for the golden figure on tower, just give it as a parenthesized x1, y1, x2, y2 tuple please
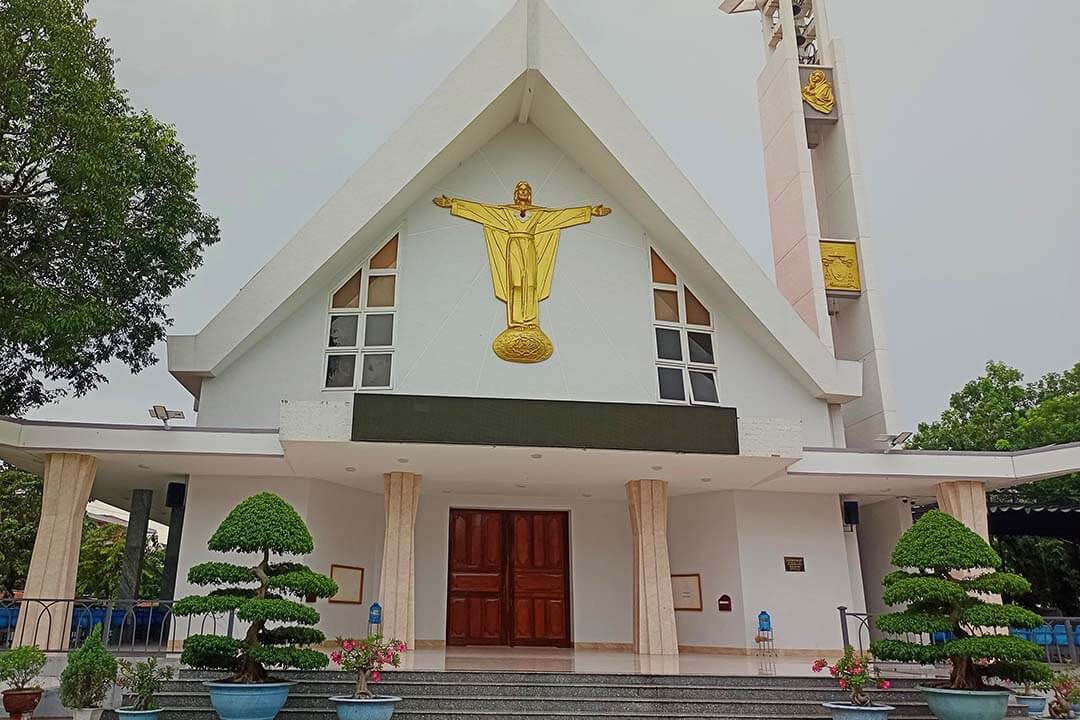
(433, 181, 611, 363)
(801, 69, 836, 114)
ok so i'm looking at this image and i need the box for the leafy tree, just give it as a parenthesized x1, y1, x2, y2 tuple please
(172, 493, 338, 683)
(0, 468, 41, 595)
(0, 0, 219, 416)
(910, 360, 1080, 612)
(0, 468, 163, 599)
(871, 510, 1051, 690)
(75, 519, 164, 600)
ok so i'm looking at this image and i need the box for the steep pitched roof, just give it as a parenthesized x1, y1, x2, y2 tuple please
(167, 0, 861, 403)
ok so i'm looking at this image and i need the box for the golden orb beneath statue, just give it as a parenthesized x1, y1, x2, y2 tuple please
(492, 325, 553, 363)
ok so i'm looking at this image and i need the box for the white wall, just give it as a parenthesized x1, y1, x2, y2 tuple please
(412, 492, 633, 646)
(194, 122, 832, 446)
(175, 475, 384, 641)
(668, 490, 746, 648)
(732, 491, 854, 652)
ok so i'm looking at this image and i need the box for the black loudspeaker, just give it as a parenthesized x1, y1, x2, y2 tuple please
(165, 482, 187, 509)
(842, 501, 860, 526)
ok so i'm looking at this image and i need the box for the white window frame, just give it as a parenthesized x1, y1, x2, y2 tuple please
(648, 247, 720, 407)
(323, 230, 401, 391)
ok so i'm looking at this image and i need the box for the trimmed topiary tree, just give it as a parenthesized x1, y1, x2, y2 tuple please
(172, 493, 338, 683)
(870, 509, 1051, 690)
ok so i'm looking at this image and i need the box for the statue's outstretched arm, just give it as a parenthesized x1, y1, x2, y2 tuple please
(433, 195, 453, 208)
(433, 196, 509, 230)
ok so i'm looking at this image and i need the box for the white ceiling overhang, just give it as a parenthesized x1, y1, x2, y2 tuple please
(167, 0, 862, 403)
(3, 418, 1078, 514)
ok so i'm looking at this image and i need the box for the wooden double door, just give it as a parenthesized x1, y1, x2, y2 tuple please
(446, 509, 571, 647)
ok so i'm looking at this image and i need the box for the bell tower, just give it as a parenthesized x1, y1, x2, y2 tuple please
(720, 0, 898, 447)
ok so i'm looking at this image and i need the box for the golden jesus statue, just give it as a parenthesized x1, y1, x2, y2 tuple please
(434, 181, 611, 363)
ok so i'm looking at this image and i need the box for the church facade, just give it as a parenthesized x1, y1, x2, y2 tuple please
(4, 0, 1079, 658)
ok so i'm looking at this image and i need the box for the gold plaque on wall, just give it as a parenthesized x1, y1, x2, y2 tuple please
(820, 240, 861, 293)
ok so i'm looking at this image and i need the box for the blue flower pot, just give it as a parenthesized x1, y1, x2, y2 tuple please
(116, 709, 162, 720)
(203, 681, 296, 720)
(330, 695, 402, 720)
(1012, 695, 1046, 716)
(822, 701, 894, 719)
(918, 686, 1010, 720)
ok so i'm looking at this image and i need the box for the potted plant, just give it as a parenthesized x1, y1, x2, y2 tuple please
(329, 635, 406, 720)
(115, 658, 174, 720)
(0, 645, 47, 719)
(870, 510, 1051, 720)
(811, 646, 894, 719)
(172, 492, 337, 720)
(1046, 671, 1079, 719)
(59, 625, 117, 720)
(1012, 679, 1048, 717)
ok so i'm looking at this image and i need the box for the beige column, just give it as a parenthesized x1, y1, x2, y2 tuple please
(935, 480, 990, 541)
(626, 479, 678, 655)
(15, 453, 97, 649)
(377, 471, 421, 647)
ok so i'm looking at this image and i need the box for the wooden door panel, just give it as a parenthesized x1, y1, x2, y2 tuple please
(508, 511, 570, 647)
(446, 509, 504, 645)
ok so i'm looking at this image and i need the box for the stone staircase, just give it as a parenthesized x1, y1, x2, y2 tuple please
(131, 670, 1031, 720)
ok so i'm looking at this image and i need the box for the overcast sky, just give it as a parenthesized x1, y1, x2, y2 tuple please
(29, 0, 1080, 435)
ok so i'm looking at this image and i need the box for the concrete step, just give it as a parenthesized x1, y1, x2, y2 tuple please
(145, 692, 937, 716)
(173, 669, 927, 689)
(160, 680, 925, 701)
(149, 670, 1028, 720)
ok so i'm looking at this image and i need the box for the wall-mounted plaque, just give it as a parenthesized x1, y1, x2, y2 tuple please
(784, 556, 806, 573)
(671, 573, 703, 611)
(329, 564, 365, 604)
(717, 594, 733, 612)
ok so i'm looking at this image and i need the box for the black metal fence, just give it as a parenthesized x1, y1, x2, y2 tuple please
(838, 606, 1080, 664)
(0, 598, 235, 654)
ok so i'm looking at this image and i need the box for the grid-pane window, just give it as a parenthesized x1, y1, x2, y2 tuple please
(324, 234, 399, 390)
(649, 247, 720, 406)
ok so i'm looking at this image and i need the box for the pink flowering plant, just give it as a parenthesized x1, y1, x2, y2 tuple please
(330, 635, 407, 698)
(812, 645, 891, 707)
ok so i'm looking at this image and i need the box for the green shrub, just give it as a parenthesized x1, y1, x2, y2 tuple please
(0, 645, 47, 691)
(171, 493, 338, 683)
(59, 625, 117, 708)
(870, 510, 1051, 690)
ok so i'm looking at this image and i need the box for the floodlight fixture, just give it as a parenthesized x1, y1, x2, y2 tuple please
(149, 405, 185, 429)
(874, 431, 913, 453)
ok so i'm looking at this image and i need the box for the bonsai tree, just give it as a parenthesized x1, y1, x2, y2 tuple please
(330, 635, 407, 698)
(172, 493, 338, 683)
(60, 625, 117, 709)
(812, 646, 891, 707)
(871, 510, 1051, 690)
(116, 658, 173, 712)
(0, 645, 47, 693)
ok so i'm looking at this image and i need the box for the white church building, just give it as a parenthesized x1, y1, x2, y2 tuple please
(3, 0, 1079, 658)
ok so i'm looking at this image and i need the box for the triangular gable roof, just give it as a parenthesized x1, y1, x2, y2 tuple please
(167, 0, 862, 403)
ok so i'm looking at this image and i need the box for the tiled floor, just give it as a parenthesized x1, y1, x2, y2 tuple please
(398, 646, 941, 677)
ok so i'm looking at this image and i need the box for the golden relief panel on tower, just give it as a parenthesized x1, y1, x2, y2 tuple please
(820, 240, 861, 293)
(800, 67, 837, 116)
(433, 181, 611, 363)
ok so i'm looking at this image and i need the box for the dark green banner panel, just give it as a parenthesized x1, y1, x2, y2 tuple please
(352, 394, 739, 455)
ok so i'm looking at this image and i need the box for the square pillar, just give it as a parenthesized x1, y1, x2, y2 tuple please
(936, 480, 990, 541)
(378, 471, 421, 647)
(626, 479, 678, 655)
(159, 482, 187, 601)
(118, 488, 153, 602)
(15, 453, 96, 649)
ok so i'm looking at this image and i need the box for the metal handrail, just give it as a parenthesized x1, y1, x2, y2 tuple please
(838, 606, 1080, 664)
(0, 597, 235, 654)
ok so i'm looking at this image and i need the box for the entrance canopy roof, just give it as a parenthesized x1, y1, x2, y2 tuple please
(3, 416, 1078, 518)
